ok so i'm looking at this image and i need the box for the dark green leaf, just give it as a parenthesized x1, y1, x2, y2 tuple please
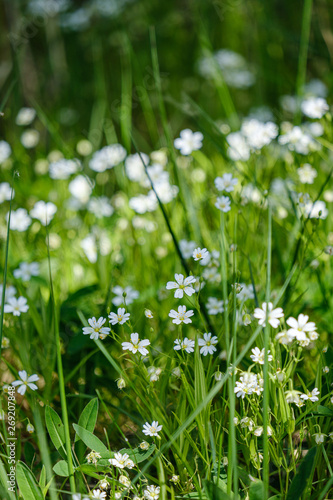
(72, 424, 110, 457)
(53, 461, 69, 477)
(45, 406, 67, 459)
(286, 447, 317, 500)
(202, 480, 231, 500)
(249, 480, 265, 500)
(75, 398, 99, 442)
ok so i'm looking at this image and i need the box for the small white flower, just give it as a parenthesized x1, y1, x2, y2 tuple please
(198, 332, 218, 356)
(4, 296, 29, 316)
(139, 441, 149, 450)
(174, 337, 195, 354)
(16, 107, 36, 126)
(108, 308, 130, 325)
(168, 305, 194, 325)
(300, 387, 320, 402)
(174, 129, 203, 155)
(142, 421, 162, 437)
(250, 347, 273, 365)
(253, 302, 284, 328)
(285, 390, 302, 404)
(192, 247, 210, 262)
(301, 97, 329, 119)
(82, 317, 111, 340)
(13, 262, 40, 281)
(323, 366, 330, 374)
(87, 451, 102, 464)
(147, 366, 162, 382)
(91, 489, 107, 500)
(304, 200, 328, 219)
(109, 452, 135, 469)
(214, 173, 238, 192)
(12, 370, 39, 396)
(145, 309, 154, 318)
(313, 432, 326, 445)
(21, 129, 39, 148)
(0, 182, 14, 203)
(166, 273, 196, 299)
(116, 378, 126, 389)
(297, 164, 317, 184)
(122, 333, 150, 356)
(30, 201, 57, 226)
(206, 297, 225, 315)
(26, 423, 35, 433)
(144, 485, 160, 500)
(286, 314, 316, 342)
(215, 195, 231, 212)
(7, 208, 31, 231)
(275, 330, 294, 345)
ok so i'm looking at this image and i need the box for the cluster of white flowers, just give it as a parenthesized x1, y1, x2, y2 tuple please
(89, 144, 127, 172)
(276, 313, 318, 347)
(198, 49, 255, 89)
(226, 118, 278, 161)
(234, 372, 264, 398)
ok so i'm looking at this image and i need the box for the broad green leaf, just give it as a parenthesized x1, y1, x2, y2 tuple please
(119, 444, 156, 464)
(249, 480, 264, 500)
(72, 424, 110, 457)
(202, 480, 232, 500)
(75, 398, 99, 442)
(16, 461, 44, 500)
(286, 447, 317, 500)
(45, 406, 67, 459)
(53, 461, 69, 477)
(313, 405, 333, 417)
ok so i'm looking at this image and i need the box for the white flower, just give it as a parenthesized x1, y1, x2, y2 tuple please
(174, 337, 195, 354)
(82, 317, 111, 340)
(174, 129, 203, 155)
(297, 164, 317, 184)
(278, 126, 315, 155)
(109, 452, 135, 469)
(166, 273, 196, 298)
(253, 302, 284, 328)
(142, 421, 162, 437)
(206, 297, 225, 315)
(13, 262, 40, 281)
(108, 308, 130, 325)
(198, 332, 218, 356)
(89, 144, 126, 172)
(323, 366, 330, 374)
(87, 197, 114, 218)
(304, 200, 328, 219)
(0, 284, 17, 303)
(241, 119, 278, 149)
(214, 173, 238, 192)
(286, 314, 316, 342)
(215, 195, 231, 212)
(91, 490, 107, 500)
(68, 175, 93, 204)
(285, 390, 302, 404)
(139, 441, 149, 450)
(129, 193, 158, 214)
(112, 286, 139, 306)
(301, 97, 329, 119)
(147, 366, 162, 382)
(0, 182, 14, 203)
(313, 433, 326, 445)
(116, 378, 126, 389)
(122, 333, 150, 356)
(49, 158, 80, 179)
(234, 372, 263, 399)
(144, 485, 160, 500)
(168, 305, 194, 324)
(12, 370, 39, 396)
(16, 107, 36, 125)
(26, 423, 35, 433)
(236, 283, 255, 301)
(4, 296, 29, 316)
(0, 141, 11, 165)
(7, 208, 31, 231)
(21, 129, 39, 148)
(275, 330, 294, 345)
(125, 152, 149, 182)
(300, 388, 320, 402)
(86, 451, 102, 464)
(145, 309, 153, 318)
(250, 347, 273, 365)
(192, 247, 210, 261)
(179, 239, 197, 259)
(30, 201, 57, 225)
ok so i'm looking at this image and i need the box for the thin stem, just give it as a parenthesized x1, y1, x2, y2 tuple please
(295, 0, 313, 123)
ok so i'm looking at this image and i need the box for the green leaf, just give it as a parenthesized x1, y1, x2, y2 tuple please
(75, 398, 99, 442)
(76, 464, 110, 479)
(16, 461, 44, 500)
(313, 405, 333, 417)
(119, 444, 156, 464)
(286, 447, 317, 500)
(38, 466, 46, 489)
(45, 406, 67, 459)
(72, 424, 110, 457)
(203, 480, 232, 500)
(249, 480, 265, 500)
(53, 461, 69, 477)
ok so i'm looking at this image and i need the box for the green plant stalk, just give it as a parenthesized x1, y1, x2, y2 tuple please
(47, 231, 76, 494)
(0, 174, 14, 359)
(295, 0, 313, 123)
(231, 215, 238, 497)
(263, 205, 272, 498)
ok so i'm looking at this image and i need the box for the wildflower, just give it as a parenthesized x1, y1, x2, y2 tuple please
(4, 296, 29, 316)
(304, 200, 328, 219)
(296, 192, 311, 207)
(235, 283, 255, 301)
(192, 247, 210, 261)
(12, 371, 39, 396)
(166, 273, 196, 298)
(253, 302, 284, 328)
(142, 421, 163, 438)
(88, 197, 114, 218)
(215, 195, 231, 212)
(49, 158, 80, 179)
(7, 208, 31, 231)
(13, 262, 40, 281)
(214, 371, 223, 381)
(73, 495, 90, 500)
(145, 309, 153, 318)
(214, 173, 238, 192)
(323, 366, 330, 374)
(240, 417, 255, 431)
(174, 338, 195, 354)
(286, 314, 317, 342)
(69, 175, 92, 203)
(285, 390, 302, 404)
(174, 129, 203, 155)
(112, 286, 139, 306)
(30, 201, 57, 225)
(1, 337, 10, 348)
(0, 182, 14, 203)
(313, 433, 326, 445)
(170, 475, 179, 483)
(116, 378, 126, 389)
(301, 97, 329, 119)
(168, 305, 194, 324)
(82, 317, 111, 340)
(0, 140, 11, 164)
(87, 451, 102, 464)
(89, 144, 126, 172)
(250, 347, 273, 365)
(143, 485, 160, 500)
(206, 297, 225, 315)
(297, 164, 317, 184)
(16, 107, 36, 126)
(198, 332, 218, 356)
(21, 129, 39, 148)
(147, 366, 162, 382)
(275, 330, 294, 345)
(122, 333, 150, 356)
(234, 372, 263, 399)
(119, 475, 131, 488)
(91, 490, 107, 499)
(300, 388, 320, 402)
(108, 308, 130, 325)
(26, 423, 34, 433)
(139, 441, 149, 450)
(109, 452, 135, 469)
